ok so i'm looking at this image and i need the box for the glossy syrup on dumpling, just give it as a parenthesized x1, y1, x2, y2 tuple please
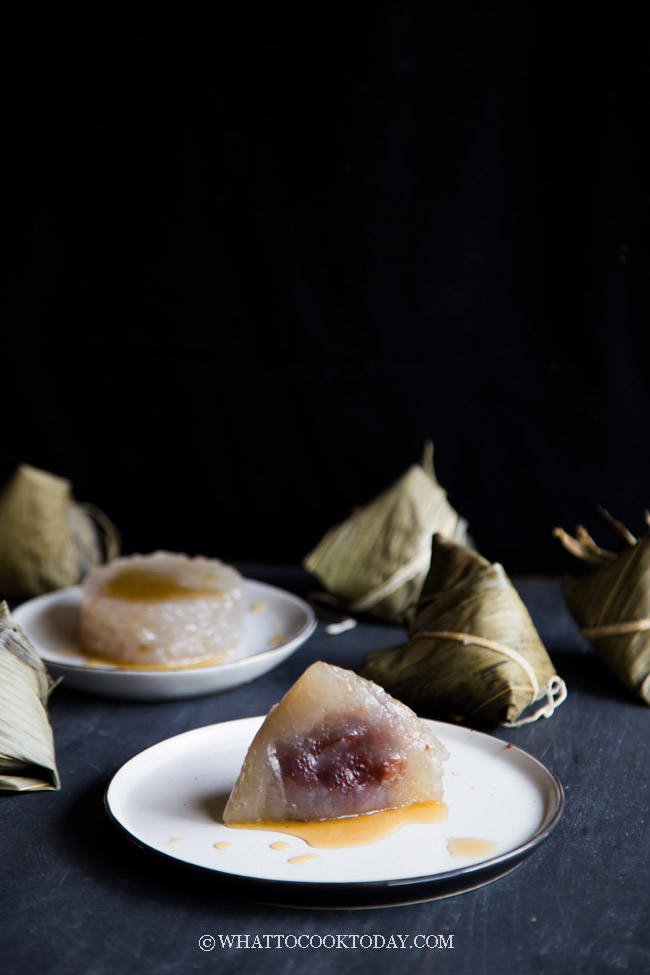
(223, 661, 448, 823)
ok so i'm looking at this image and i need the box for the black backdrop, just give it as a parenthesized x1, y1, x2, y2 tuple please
(3, 3, 650, 575)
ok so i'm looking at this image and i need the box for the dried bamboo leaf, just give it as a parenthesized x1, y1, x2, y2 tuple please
(303, 443, 472, 623)
(360, 534, 566, 726)
(552, 526, 615, 565)
(0, 602, 60, 791)
(575, 524, 612, 558)
(0, 463, 120, 599)
(596, 505, 637, 545)
(554, 512, 650, 704)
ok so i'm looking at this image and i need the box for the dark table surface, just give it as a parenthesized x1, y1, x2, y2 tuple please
(1, 566, 648, 975)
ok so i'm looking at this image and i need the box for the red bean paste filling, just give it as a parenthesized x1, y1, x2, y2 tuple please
(276, 723, 404, 798)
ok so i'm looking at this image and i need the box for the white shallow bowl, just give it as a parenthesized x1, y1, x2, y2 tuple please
(105, 716, 564, 908)
(12, 581, 317, 701)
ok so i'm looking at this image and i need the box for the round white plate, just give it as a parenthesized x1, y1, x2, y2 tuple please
(12, 582, 317, 701)
(105, 716, 564, 908)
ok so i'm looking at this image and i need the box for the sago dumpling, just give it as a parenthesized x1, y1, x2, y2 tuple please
(79, 551, 244, 667)
(223, 661, 448, 823)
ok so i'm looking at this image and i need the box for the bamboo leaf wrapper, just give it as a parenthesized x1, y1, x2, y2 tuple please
(0, 463, 120, 600)
(304, 443, 471, 623)
(0, 602, 60, 791)
(554, 511, 650, 704)
(361, 534, 566, 726)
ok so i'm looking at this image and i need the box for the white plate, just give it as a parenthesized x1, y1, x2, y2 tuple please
(104, 716, 564, 908)
(12, 582, 317, 701)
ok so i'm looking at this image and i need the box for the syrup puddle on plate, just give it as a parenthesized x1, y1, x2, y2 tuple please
(288, 854, 318, 865)
(447, 837, 499, 859)
(58, 644, 231, 671)
(226, 801, 448, 849)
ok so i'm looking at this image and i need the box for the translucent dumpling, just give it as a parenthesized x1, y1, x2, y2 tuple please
(223, 661, 448, 823)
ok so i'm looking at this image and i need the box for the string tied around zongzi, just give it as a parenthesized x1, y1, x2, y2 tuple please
(409, 629, 567, 727)
(580, 619, 650, 638)
(347, 547, 434, 614)
(306, 549, 435, 634)
(360, 534, 567, 727)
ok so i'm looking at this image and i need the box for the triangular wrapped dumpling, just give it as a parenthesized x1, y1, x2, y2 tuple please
(553, 510, 650, 704)
(303, 442, 471, 623)
(361, 534, 566, 727)
(0, 463, 120, 600)
(223, 661, 448, 823)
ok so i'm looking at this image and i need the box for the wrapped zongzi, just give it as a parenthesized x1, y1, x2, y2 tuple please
(553, 509, 650, 705)
(0, 601, 60, 791)
(0, 463, 120, 600)
(361, 534, 567, 727)
(303, 442, 471, 624)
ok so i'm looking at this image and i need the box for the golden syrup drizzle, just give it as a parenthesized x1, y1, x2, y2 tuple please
(103, 567, 224, 602)
(58, 644, 231, 670)
(269, 841, 290, 851)
(213, 841, 232, 850)
(288, 854, 318, 865)
(226, 801, 448, 849)
(250, 602, 268, 613)
(268, 634, 286, 645)
(83, 651, 230, 670)
(447, 837, 499, 859)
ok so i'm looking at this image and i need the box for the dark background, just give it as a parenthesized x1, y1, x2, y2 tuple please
(3, 2, 649, 575)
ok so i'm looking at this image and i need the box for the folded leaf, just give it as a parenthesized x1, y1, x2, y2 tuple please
(0, 602, 60, 791)
(361, 535, 566, 727)
(0, 463, 120, 599)
(554, 509, 650, 704)
(304, 442, 471, 623)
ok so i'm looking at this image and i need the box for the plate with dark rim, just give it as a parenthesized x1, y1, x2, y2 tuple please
(104, 715, 564, 908)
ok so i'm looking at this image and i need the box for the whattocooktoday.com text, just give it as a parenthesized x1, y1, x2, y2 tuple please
(198, 933, 455, 951)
